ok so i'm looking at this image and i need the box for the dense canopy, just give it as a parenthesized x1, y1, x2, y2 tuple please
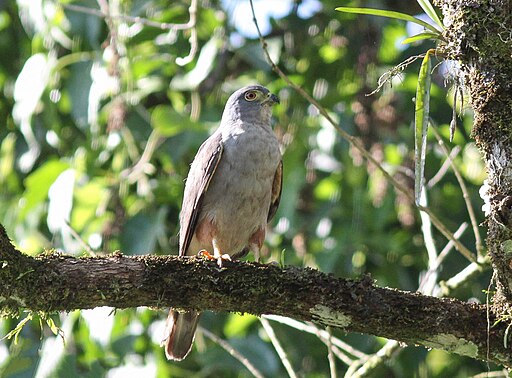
(0, 0, 504, 376)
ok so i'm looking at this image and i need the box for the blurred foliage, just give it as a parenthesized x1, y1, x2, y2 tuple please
(0, 0, 495, 376)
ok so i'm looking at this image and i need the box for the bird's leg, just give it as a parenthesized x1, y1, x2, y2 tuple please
(212, 239, 231, 267)
(249, 227, 265, 263)
(252, 244, 261, 263)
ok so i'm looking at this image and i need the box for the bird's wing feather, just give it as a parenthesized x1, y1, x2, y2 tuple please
(179, 132, 224, 256)
(267, 159, 283, 223)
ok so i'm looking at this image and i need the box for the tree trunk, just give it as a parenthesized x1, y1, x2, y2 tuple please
(437, 0, 512, 310)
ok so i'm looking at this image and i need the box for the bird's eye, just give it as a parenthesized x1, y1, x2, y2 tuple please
(244, 91, 257, 101)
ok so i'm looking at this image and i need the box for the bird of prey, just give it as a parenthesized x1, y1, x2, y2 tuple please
(161, 84, 283, 361)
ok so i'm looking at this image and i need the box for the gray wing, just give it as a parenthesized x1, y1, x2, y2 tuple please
(267, 160, 283, 223)
(179, 132, 223, 256)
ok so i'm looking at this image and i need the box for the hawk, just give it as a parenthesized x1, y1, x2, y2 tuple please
(162, 84, 283, 360)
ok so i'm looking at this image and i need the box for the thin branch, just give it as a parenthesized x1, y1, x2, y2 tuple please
(64, 221, 97, 257)
(199, 326, 265, 378)
(310, 325, 354, 367)
(326, 326, 338, 378)
(440, 255, 491, 295)
(427, 145, 461, 189)
(260, 318, 298, 378)
(430, 125, 484, 257)
(367, 54, 427, 96)
(62, 3, 195, 30)
(175, 0, 198, 66)
(418, 222, 468, 294)
(63, 0, 199, 66)
(434, 222, 469, 269)
(345, 340, 401, 378)
(263, 316, 367, 360)
(122, 130, 164, 183)
(470, 371, 508, 378)
(419, 187, 438, 269)
(248, 0, 477, 264)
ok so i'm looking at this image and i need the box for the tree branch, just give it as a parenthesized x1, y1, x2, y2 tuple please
(0, 225, 510, 366)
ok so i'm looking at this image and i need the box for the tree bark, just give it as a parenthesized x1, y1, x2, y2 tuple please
(0, 225, 510, 366)
(436, 0, 512, 309)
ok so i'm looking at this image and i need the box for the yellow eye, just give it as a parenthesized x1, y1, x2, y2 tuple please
(244, 91, 258, 101)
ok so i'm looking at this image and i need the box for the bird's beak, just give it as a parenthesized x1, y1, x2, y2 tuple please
(263, 92, 280, 105)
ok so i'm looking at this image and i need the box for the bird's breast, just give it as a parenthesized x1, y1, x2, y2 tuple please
(197, 126, 281, 253)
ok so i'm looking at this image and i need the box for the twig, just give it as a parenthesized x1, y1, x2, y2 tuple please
(307, 323, 354, 366)
(433, 222, 469, 269)
(248, 0, 476, 264)
(419, 187, 438, 268)
(63, 0, 198, 66)
(122, 130, 164, 183)
(345, 340, 400, 378)
(62, 3, 195, 30)
(64, 221, 97, 257)
(199, 326, 265, 378)
(418, 222, 468, 294)
(176, 0, 198, 66)
(440, 254, 490, 295)
(326, 326, 338, 378)
(260, 318, 298, 378)
(470, 371, 508, 378)
(263, 315, 367, 360)
(430, 125, 484, 257)
(427, 146, 461, 189)
(367, 54, 426, 96)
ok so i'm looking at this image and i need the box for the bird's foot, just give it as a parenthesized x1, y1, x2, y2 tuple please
(198, 249, 215, 260)
(197, 250, 231, 267)
(216, 254, 231, 267)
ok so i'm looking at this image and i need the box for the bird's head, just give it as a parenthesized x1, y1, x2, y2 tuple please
(222, 84, 280, 126)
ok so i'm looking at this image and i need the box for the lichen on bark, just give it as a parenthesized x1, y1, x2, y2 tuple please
(436, 0, 512, 313)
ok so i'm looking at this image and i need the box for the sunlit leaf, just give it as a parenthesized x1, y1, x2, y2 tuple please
(72, 178, 111, 233)
(402, 32, 439, 44)
(151, 105, 202, 137)
(414, 50, 433, 205)
(47, 169, 75, 234)
(335, 7, 442, 34)
(416, 0, 443, 29)
(224, 314, 258, 337)
(0, 133, 18, 191)
(12, 53, 54, 123)
(19, 160, 70, 221)
(170, 36, 220, 90)
(2, 313, 33, 344)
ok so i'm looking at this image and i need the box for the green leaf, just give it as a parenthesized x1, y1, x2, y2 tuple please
(170, 36, 220, 90)
(19, 160, 70, 221)
(414, 51, 433, 205)
(151, 105, 203, 137)
(335, 7, 442, 34)
(416, 0, 443, 29)
(2, 313, 33, 344)
(120, 208, 167, 254)
(402, 32, 440, 44)
(224, 314, 258, 338)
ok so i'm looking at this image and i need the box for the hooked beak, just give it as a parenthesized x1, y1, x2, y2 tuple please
(263, 92, 280, 105)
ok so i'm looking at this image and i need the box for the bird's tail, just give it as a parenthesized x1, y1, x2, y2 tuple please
(161, 309, 200, 361)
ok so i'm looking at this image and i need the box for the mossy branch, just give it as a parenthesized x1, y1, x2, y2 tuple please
(0, 225, 510, 366)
